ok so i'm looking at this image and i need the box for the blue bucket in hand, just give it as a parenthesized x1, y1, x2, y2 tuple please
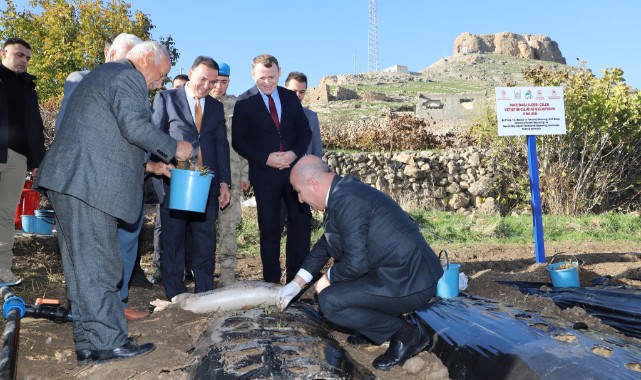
(436, 250, 460, 298)
(21, 215, 54, 235)
(168, 169, 214, 213)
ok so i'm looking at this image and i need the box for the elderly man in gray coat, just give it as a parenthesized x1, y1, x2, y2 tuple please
(35, 41, 193, 365)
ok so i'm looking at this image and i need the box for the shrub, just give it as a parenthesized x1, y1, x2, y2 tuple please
(470, 64, 641, 215)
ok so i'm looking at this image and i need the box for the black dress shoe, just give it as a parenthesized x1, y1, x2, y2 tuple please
(130, 271, 154, 289)
(90, 340, 155, 364)
(347, 333, 372, 345)
(372, 320, 430, 371)
(76, 349, 93, 365)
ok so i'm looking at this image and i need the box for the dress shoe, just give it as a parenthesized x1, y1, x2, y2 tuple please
(76, 338, 139, 365)
(124, 306, 150, 321)
(130, 271, 154, 289)
(347, 333, 372, 345)
(90, 340, 155, 364)
(372, 319, 430, 371)
(76, 348, 93, 365)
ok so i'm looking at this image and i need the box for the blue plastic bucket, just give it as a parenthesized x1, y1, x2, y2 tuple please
(546, 261, 580, 288)
(437, 250, 460, 298)
(168, 169, 214, 213)
(21, 215, 54, 235)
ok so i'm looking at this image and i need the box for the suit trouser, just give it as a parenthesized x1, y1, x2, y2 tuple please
(253, 173, 311, 283)
(0, 149, 27, 270)
(117, 206, 144, 304)
(217, 189, 242, 283)
(160, 181, 219, 300)
(152, 203, 162, 271)
(317, 281, 436, 344)
(47, 190, 128, 351)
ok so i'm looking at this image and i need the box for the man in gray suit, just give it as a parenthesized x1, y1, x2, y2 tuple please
(284, 71, 322, 158)
(54, 32, 151, 321)
(277, 155, 443, 371)
(35, 41, 193, 365)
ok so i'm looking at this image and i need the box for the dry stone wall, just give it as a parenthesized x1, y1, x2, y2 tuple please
(323, 147, 500, 214)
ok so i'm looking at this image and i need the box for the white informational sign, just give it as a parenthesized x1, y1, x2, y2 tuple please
(495, 87, 566, 136)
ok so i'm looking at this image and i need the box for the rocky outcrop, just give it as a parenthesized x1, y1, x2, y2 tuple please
(454, 32, 565, 64)
(323, 147, 500, 214)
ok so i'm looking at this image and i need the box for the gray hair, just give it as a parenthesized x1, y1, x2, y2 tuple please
(126, 40, 169, 64)
(109, 33, 142, 60)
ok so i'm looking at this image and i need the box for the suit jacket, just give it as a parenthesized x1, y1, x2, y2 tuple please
(35, 59, 177, 223)
(303, 107, 322, 158)
(302, 175, 444, 297)
(150, 86, 231, 203)
(231, 86, 311, 184)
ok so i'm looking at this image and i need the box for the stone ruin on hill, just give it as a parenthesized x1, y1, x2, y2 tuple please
(453, 32, 565, 64)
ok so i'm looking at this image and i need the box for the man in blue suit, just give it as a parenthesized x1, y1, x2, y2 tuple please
(232, 54, 312, 283)
(151, 56, 231, 300)
(278, 155, 444, 371)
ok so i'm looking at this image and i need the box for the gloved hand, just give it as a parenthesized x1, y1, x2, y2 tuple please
(276, 281, 302, 312)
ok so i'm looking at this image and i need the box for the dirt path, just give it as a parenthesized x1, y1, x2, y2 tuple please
(4, 229, 641, 379)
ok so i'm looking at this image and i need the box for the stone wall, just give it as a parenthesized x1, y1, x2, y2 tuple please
(323, 147, 499, 214)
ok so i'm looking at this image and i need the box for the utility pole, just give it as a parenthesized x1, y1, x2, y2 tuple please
(368, 0, 378, 72)
(354, 49, 357, 73)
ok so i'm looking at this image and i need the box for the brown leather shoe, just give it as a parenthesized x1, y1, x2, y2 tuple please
(124, 306, 149, 321)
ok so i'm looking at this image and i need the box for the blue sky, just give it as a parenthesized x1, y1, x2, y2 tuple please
(9, 1, 641, 94)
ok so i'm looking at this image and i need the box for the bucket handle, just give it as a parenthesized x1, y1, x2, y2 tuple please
(438, 250, 450, 270)
(547, 252, 579, 268)
(37, 216, 55, 225)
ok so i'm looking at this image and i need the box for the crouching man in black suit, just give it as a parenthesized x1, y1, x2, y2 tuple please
(277, 155, 444, 371)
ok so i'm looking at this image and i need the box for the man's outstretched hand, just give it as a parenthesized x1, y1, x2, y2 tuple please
(276, 281, 302, 312)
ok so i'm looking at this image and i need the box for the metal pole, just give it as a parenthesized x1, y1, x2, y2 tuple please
(527, 135, 546, 263)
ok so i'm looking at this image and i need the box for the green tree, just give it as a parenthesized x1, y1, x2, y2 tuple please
(1, 0, 179, 101)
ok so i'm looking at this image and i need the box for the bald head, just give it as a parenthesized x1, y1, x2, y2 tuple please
(290, 156, 334, 211)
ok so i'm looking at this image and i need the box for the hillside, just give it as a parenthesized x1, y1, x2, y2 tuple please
(307, 53, 570, 136)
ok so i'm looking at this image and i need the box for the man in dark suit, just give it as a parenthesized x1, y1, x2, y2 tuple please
(151, 56, 231, 300)
(35, 41, 193, 365)
(277, 155, 444, 371)
(232, 54, 312, 283)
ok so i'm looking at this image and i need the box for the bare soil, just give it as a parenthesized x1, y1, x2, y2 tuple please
(4, 217, 641, 379)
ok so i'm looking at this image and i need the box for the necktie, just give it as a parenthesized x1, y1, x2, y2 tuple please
(194, 97, 203, 132)
(195, 97, 203, 167)
(267, 94, 283, 152)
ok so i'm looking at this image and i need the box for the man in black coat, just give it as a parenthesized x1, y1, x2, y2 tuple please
(0, 38, 45, 284)
(277, 155, 444, 371)
(232, 54, 312, 283)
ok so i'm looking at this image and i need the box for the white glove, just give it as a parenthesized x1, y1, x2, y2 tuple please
(276, 281, 302, 312)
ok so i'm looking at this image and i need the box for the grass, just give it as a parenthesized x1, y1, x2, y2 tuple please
(237, 207, 641, 257)
(411, 210, 641, 244)
(329, 81, 486, 96)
